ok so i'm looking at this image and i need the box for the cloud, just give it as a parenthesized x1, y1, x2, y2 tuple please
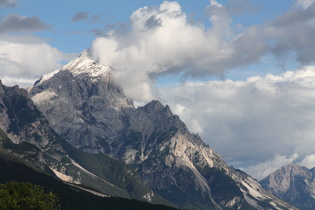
(86, 0, 315, 103)
(0, 36, 76, 87)
(72, 12, 89, 22)
(0, 13, 51, 33)
(267, 1, 315, 65)
(0, 0, 16, 7)
(224, 0, 257, 15)
(273, 2, 315, 26)
(71, 11, 101, 23)
(296, 0, 315, 9)
(244, 154, 299, 181)
(90, 1, 268, 102)
(299, 154, 315, 169)
(158, 66, 315, 179)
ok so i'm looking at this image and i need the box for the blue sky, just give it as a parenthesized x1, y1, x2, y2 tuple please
(2, 0, 315, 180)
(1, 0, 297, 53)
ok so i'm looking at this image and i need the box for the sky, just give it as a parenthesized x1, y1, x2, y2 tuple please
(1, 0, 315, 180)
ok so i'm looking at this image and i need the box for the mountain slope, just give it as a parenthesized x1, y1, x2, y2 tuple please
(0, 79, 168, 204)
(29, 51, 296, 209)
(0, 137, 177, 210)
(260, 164, 315, 210)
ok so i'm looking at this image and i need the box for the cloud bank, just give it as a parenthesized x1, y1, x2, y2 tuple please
(88, 0, 315, 103)
(0, 13, 51, 33)
(0, 38, 74, 86)
(0, 13, 74, 87)
(89, 1, 267, 102)
(159, 66, 315, 179)
(72, 12, 89, 22)
(0, 0, 16, 7)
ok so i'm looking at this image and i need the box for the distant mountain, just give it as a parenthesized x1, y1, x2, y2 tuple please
(28, 51, 296, 209)
(260, 164, 315, 210)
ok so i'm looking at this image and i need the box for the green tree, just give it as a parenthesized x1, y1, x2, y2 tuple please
(0, 182, 59, 210)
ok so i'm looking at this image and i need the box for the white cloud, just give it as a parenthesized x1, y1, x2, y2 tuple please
(244, 154, 299, 181)
(296, 0, 315, 9)
(0, 76, 36, 87)
(0, 36, 75, 87)
(158, 66, 315, 179)
(90, 1, 267, 103)
(89, 0, 315, 103)
(299, 154, 315, 169)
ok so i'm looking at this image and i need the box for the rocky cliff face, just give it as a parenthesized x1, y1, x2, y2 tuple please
(29, 51, 296, 209)
(261, 164, 315, 209)
(0, 80, 66, 170)
(0, 80, 164, 203)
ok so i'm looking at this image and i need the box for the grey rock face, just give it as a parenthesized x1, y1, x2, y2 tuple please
(261, 164, 315, 209)
(29, 52, 297, 209)
(0, 80, 158, 203)
(29, 52, 133, 154)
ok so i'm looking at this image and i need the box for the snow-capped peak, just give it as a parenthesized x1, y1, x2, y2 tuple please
(61, 50, 111, 79)
(31, 50, 111, 89)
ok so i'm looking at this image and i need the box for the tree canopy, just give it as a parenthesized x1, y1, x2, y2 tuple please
(0, 182, 59, 210)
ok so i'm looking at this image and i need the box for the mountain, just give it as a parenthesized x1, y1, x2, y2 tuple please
(0, 132, 177, 210)
(28, 50, 296, 209)
(260, 164, 315, 210)
(0, 79, 170, 205)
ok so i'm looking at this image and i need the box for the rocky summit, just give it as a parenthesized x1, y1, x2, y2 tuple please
(261, 164, 315, 210)
(25, 51, 298, 209)
(0, 79, 166, 204)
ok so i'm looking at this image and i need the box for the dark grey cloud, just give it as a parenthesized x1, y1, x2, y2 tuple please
(90, 22, 129, 37)
(71, 12, 102, 23)
(0, 0, 16, 7)
(145, 15, 162, 29)
(91, 13, 102, 23)
(72, 12, 89, 22)
(225, 0, 257, 15)
(207, 0, 257, 17)
(273, 2, 315, 26)
(269, 2, 315, 65)
(0, 13, 51, 33)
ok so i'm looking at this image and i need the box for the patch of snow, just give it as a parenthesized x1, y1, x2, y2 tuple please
(41, 69, 60, 82)
(61, 50, 111, 79)
(27, 70, 60, 92)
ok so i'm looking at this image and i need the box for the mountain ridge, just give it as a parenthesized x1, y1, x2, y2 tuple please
(0, 80, 170, 204)
(28, 51, 297, 209)
(260, 164, 315, 210)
